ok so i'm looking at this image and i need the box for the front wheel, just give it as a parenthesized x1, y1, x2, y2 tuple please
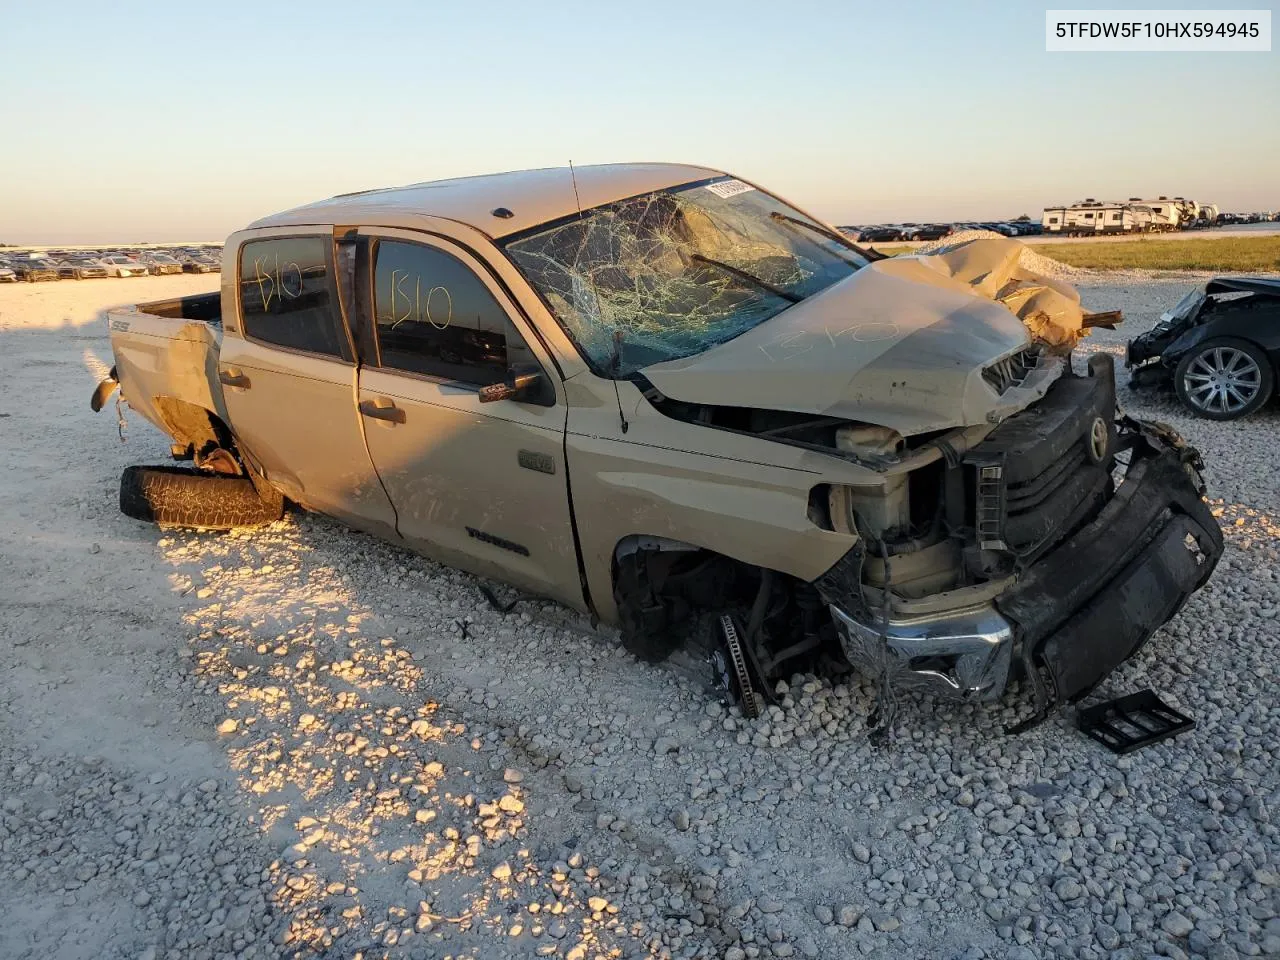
(1174, 338, 1273, 420)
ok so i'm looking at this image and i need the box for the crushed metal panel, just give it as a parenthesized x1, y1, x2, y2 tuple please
(642, 258, 1064, 436)
(896, 237, 1091, 351)
(109, 309, 227, 439)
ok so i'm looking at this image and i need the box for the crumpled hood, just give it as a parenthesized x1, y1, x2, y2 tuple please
(642, 239, 1080, 435)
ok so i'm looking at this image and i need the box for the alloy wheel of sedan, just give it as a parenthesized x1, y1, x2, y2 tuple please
(1175, 338, 1274, 420)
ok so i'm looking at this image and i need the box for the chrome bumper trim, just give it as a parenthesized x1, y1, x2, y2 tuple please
(829, 602, 1014, 701)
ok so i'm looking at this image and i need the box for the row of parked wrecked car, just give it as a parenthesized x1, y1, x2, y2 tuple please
(845, 221, 1044, 243)
(0, 246, 222, 283)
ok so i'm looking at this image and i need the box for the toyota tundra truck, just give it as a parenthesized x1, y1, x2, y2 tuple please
(93, 163, 1223, 723)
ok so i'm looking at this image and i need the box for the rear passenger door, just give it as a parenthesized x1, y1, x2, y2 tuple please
(354, 228, 582, 608)
(218, 230, 398, 539)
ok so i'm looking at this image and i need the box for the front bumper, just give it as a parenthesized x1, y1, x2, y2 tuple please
(829, 601, 1014, 701)
(821, 420, 1222, 706)
(1126, 332, 1178, 385)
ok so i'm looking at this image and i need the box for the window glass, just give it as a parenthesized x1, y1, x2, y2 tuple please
(238, 237, 350, 360)
(372, 240, 534, 385)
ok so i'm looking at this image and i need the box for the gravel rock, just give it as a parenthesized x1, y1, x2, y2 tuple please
(1163, 912, 1195, 938)
(1053, 878, 1085, 902)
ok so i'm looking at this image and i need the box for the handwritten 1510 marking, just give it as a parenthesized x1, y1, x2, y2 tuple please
(387, 270, 453, 331)
(756, 321, 901, 363)
(252, 253, 303, 310)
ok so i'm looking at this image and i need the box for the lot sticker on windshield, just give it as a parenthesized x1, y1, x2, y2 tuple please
(704, 179, 756, 199)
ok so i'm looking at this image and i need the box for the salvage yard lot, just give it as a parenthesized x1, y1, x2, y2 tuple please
(1, 273, 1278, 959)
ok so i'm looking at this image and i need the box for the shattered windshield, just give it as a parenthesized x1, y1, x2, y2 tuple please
(501, 178, 869, 376)
(1166, 287, 1207, 322)
(1155, 287, 1207, 333)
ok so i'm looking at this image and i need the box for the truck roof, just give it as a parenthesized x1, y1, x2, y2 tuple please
(249, 162, 725, 239)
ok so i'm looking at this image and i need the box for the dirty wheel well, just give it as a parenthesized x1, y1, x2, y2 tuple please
(151, 398, 249, 475)
(611, 538, 839, 684)
(152, 397, 230, 453)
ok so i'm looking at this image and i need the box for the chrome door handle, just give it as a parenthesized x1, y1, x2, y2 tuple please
(218, 369, 251, 389)
(359, 398, 406, 424)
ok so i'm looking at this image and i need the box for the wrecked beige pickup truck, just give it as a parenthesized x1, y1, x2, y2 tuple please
(95, 163, 1223, 724)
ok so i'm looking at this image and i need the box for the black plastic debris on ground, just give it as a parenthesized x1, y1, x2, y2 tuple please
(1077, 690, 1195, 754)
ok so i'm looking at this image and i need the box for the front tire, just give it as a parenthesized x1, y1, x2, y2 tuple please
(119, 465, 284, 530)
(1174, 338, 1273, 420)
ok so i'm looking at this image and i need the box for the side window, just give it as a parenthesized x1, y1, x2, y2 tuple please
(372, 240, 536, 386)
(238, 237, 351, 360)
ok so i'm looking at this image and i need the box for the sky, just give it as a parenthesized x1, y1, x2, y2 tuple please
(1, 0, 1276, 243)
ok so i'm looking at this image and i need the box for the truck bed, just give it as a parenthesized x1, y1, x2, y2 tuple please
(106, 293, 227, 445)
(127, 291, 223, 326)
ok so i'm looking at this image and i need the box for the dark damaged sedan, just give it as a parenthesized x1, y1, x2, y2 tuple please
(14, 258, 61, 282)
(1128, 277, 1280, 420)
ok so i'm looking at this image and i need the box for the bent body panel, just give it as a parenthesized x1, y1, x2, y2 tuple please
(565, 378, 858, 625)
(107, 307, 226, 437)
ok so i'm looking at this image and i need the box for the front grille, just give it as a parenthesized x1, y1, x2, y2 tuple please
(1000, 440, 1109, 557)
(964, 365, 1116, 563)
(983, 347, 1039, 394)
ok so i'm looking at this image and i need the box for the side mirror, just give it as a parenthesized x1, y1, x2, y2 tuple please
(479, 364, 545, 403)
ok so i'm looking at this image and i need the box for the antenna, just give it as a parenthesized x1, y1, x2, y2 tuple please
(569, 160, 629, 434)
(569, 160, 585, 220)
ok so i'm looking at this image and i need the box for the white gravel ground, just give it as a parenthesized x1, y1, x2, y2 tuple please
(1, 270, 1277, 960)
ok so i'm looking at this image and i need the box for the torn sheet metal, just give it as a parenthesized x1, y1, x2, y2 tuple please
(883, 237, 1091, 351)
(107, 311, 226, 439)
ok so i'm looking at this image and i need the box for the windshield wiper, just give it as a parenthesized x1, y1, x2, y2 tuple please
(689, 254, 802, 304)
(769, 212, 877, 264)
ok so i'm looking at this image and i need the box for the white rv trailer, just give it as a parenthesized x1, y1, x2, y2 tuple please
(1042, 200, 1156, 236)
(1044, 196, 1216, 234)
(1041, 207, 1068, 233)
(1131, 197, 1198, 230)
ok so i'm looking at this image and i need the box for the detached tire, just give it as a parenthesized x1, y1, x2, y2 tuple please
(120, 465, 283, 530)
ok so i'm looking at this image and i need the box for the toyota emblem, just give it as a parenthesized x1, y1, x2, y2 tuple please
(1086, 417, 1109, 463)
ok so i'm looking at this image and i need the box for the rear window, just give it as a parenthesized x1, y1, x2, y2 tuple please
(238, 237, 351, 360)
